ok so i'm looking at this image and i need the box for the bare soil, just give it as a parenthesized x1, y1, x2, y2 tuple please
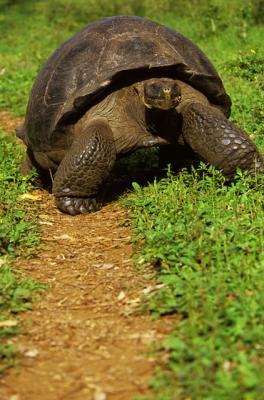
(0, 111, 23, 137)
(0, 112, 174, 400)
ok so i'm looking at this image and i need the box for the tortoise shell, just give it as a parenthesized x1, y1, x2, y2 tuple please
(23, 15, 231, 147)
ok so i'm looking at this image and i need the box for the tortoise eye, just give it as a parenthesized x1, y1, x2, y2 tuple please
(150, 83, 160, 95)
(172, 84, 181, 97)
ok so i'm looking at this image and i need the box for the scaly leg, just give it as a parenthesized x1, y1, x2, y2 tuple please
(52, 118, 116, 215)
(181, 102, 264, 177)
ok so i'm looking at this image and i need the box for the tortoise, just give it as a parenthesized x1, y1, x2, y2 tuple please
(17, 16, 264, 215)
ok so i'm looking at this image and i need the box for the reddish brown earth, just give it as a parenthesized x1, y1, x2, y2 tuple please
(0, 111, 23, 137)
(0, 112, 174, 400)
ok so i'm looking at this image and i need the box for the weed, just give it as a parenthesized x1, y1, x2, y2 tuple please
(0, 343, 17, 375)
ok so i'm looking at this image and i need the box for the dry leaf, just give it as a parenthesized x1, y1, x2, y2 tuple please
(19, 192, 42, 201)
(39, 221, 53, 226)
(0, 320, 18, 328)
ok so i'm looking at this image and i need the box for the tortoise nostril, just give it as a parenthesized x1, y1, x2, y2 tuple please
(163, 88, 171, 93)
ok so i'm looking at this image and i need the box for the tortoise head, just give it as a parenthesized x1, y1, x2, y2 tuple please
(142, 78, 181, 110)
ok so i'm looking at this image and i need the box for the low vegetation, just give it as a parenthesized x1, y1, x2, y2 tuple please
(0, 131, 42, 373)
(0, 0, 263, 397)
(126, 167, 264, 399)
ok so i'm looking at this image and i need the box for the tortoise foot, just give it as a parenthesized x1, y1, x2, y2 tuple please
(55, 196, 101, 215)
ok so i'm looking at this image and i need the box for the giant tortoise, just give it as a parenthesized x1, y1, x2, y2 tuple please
(17, 16, 264, 215)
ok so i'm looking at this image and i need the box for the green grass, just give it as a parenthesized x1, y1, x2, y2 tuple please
(0, 0, 264, 396)
(126, 167, 264, 399)
(122, 5, 264, 395)
(0, 131, 43, 373)
(0, 263, 43, 373)
(0, 131, 40, 255)
(0, 0, 263, 117)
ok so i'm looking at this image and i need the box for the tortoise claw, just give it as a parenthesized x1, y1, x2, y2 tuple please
(55, 196, 101, 215)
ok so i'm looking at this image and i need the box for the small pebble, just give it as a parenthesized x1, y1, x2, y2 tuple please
(10, 395, 20, 400)
(24, 349, 39, 358)
(93, 389, 107, 400)
(117, 290, 126, 301)
(53, 234, 73, 240)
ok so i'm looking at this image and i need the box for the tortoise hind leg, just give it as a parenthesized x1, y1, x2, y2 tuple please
(53, 117, 116, 215)
(180, 102, 264, 177)
(21, 147, 54, 190)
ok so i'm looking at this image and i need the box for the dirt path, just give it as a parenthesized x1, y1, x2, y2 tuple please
(0, 113, 173, 400)
(0, 111, 23, 136)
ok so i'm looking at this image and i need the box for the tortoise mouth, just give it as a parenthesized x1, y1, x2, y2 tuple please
(143, 96, 181, 110)
(143, 78, 181, 110)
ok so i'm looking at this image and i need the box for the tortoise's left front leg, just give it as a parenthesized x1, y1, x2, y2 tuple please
(180, 102, 264, 177)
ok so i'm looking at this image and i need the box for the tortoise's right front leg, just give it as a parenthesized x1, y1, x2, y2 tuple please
(53, 118, 116, 215)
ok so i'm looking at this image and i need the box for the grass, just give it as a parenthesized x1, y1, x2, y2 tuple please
(126, 167, 264, 399)
(0, 0, 264, 396)
(0, 263, 43, 373)
(0, 131, 43, 373)
(0, 131, 40, 256)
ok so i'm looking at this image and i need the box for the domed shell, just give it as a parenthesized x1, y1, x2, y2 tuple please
(23, 15, 231, 147)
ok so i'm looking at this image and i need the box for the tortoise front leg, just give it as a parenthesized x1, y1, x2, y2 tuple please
(52, 118, 116, 215)
(180, 102, 264, 177)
